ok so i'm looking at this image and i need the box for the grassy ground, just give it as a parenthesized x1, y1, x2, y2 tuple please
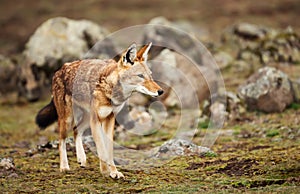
(0, 100, 299, 193)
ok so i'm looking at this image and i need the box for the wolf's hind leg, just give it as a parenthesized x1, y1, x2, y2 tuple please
(74, 112, 89, 167)
(56, 95, 73, 172)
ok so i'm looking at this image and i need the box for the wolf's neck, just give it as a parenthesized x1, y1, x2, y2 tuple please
(110, 81, 132, 106)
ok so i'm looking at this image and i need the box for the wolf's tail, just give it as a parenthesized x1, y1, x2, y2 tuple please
(35, 99, 58, 129)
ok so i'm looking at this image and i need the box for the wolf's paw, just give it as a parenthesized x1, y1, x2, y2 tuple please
(60, 167, 70, 172)
(110, 171, 124, 179)
(78, 161, 86, 168)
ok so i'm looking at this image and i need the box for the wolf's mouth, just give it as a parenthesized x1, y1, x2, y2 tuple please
(135, 85, 160, 97)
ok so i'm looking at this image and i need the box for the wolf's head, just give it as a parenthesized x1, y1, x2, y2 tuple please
(117, 43, 163, 97)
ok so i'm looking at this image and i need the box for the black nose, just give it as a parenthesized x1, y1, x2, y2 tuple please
(158, 89, 164, 96)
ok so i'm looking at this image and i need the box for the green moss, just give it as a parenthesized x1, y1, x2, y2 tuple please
(289, 103, 300, 110)
(198, 120, 210, 129)
(266, 129, 280, 137)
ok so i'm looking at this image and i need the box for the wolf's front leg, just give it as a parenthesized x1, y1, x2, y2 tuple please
(90, 111, 124, 179)
(103, 114, 124, 179)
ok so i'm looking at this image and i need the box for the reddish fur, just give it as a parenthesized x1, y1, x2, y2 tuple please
(35, 43, 163, 179)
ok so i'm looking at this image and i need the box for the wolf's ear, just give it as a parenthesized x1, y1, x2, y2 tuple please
(119, 43, 137, 65)
(137, 42, 152, 62)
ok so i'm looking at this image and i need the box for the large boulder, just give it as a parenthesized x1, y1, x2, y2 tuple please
(24, 17, 109, 68)
(239, 67, 294, 112)
(20, 17, 110, 101)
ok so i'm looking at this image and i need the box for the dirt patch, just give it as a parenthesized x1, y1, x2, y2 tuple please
(248, 145, 271, 151)
(232, 179, 286, 188)
(216, 158, 261, 176)
(187, 158, 263, 176)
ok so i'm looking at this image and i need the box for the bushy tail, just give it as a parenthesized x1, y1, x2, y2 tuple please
(35, 99, 58, 129)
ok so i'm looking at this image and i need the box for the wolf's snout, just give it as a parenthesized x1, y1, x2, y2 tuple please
(158, 89, 164, 96)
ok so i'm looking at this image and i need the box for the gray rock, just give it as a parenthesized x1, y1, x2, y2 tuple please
(231, 60, 253, 74)
(24, 17, 109, 67)
(0, 55, 18, 102)
(291, 79, 300, 102)
(20, 17, 109, 102)
(0, 158, 15, 170)
(213, 51, 233, 69)
(143, 16, 205, 65)
(209, 101, 227, 128)
(150, 49, 217, 108)
(153, 139, 213, 158)
(221, 22, 270, 51)
(226, 92, 246, 121)
(239, 67, 294, 112)
(222, 23, 300, 65)
(83, 37, 119, 60)
(233, 23, 267, 40)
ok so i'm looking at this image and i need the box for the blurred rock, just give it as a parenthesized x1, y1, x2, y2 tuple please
(233, 23, 268, 40)
(128, 93, 149, 106)
(291, 79, 300, 102)
(222, 22, 270, 51)
(222, 23, 300, 65)
(128, 106, 153, 135)
(20, 17, 109, 102)
(150, 49, 217, 108)
(209, 101, 227, 128)
(0, 158, 15, 170)
(226, 92, 246, 121)
(83, 37, 119, 60)
(213, 51, 233, 69)
(260, 27, 300, 64)
(239, 67, 293, 112)
(24, 17, 109, 67)
(0, 55, 18, 103)
(143, 16, 206, 65)
(153, 139, 213, 158)
(201, 92, 246, 123)
(115, 103, 168, 140)
(231, 60, 253, 75)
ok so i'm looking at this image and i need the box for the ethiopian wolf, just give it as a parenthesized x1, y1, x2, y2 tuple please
(35, 43, 163, 179)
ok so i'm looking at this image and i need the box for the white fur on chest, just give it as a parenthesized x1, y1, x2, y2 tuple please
(98, 106, 113, 118)
(97, 102, 125, 119)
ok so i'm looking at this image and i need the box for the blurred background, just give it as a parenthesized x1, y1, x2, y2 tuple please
(1, 0, 299, 55)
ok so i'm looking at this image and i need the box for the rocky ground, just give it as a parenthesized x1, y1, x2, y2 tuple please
(1, 0, 300, 193)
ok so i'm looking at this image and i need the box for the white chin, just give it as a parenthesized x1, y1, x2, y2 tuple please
(136, 86, 158, 97)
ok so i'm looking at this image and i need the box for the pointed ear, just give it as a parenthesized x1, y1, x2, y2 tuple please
(119, 43, 137, 65)
(137, 42, 152, 62)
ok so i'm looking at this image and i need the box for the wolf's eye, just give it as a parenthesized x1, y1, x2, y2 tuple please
(137, 74, 144, 78)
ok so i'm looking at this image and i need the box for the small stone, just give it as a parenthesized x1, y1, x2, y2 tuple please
(214, 51, 233, 69)
(153, 139, 213, 158)
(234, 23, 267, 40)
(0, 158, 15, 170)
(7, 173, 18, 178)
(209, 101, 227, 128)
